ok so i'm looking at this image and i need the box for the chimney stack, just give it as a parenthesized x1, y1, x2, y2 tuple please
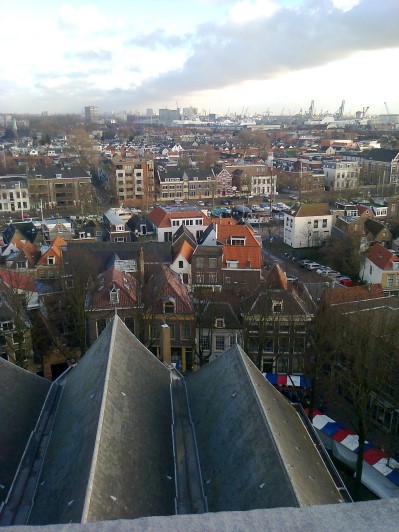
(138, 246, 145, 288)
(160, 323, 171, 365)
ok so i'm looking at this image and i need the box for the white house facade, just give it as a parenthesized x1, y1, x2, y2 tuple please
(0, 176, 30, 214)
(283, 203, 333, 249)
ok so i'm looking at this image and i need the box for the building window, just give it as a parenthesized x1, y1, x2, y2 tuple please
(226, 260, 238, 268)
(47, 256, 55, 265)
(196, 257, 204, 268)
(124, 317, 135, 333)
(196, 272, 204, 283)
(314, 220, 319, 229)
(276, 357, 289, 374)
(178, 260, 184, 268)
(168, 323, 175, 339)
(387, 275, 394, 287)
(209, 272, 218, 283)
(1, 321, 13, 331)
(215, 336, 225, 351)
(150, 323, 159, 339)
(272, 300, 283, 313)
(322, 219, 328, 228)
(96, 318, 107, 337)
(181, 323, 191, 339)
(208, 257, 218, 268)
(110, 287, 119, 303)
(164, 301, 175, 314)
(201, 335, 210, 350)
(215, 318, 225, 328)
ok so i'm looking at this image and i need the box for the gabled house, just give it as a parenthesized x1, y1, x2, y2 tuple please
(126, 214, 155, 238)
(141, 266, 195, 372)
(87, 261, 140, 345)
(359, 243, 399, 295)
(241, 264, 312, 375)
(364, 218, 392, 247)
(284, 203, 333, 248)
(41, 218, 72, 243)
(170, 239, 195, 288)
(35, 236, 67, 280)
(217, 222, 262, 289)
(196, 301, 242, 364)
(357, 204, 374, 221)
(103, 209, 131, 242)
(148, 205, 211, 243)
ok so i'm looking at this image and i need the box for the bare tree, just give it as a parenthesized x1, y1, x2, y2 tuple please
(61, 249, 102, 355)
(322, 304, 399, 499)
(0, 271, 36, 368)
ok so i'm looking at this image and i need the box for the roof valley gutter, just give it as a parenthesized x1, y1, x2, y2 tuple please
(81, 317, 118, 523)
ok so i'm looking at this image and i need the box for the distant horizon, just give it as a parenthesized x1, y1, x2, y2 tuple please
(2, 105, 398, 119)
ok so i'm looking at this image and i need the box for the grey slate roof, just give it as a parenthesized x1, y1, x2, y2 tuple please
(186, 344, 345, 512)
(0, 359, 51, 505)
(28, 317, 175, 525)
(63, 241, 171, 271)
(30, 165, 91, 180)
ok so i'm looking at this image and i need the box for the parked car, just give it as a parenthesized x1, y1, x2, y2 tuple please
(316, 267, 332, 275)
(337, 276, 354, 287)
(197, 200, 205, 206)
(289, 194, 299, 200)
(306, 262, 321, 270)
(286, 274, 299, 282)
(326, 271, 342, 278)
(299, 259, 313, 268)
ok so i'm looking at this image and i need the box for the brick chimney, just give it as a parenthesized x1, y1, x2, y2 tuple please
(160, 323, 171, 365)
(138, 246, 145, 288)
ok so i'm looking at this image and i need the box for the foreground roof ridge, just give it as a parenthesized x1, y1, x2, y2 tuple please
(81, 316, 119, 523)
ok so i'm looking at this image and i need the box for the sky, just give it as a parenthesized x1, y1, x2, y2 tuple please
(1, 0, 399, 117)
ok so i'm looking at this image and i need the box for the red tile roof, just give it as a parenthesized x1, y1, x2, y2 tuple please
(92, 268, 138, 309)
(265, 263, 288, 290)
(0, 269, 37, 291)
(367, 243, 399, 270)
(148, 207, 212, 229)
(217, 223, 262, 269)
(178, 240, 195, 262)
(327, 284, 385, 304)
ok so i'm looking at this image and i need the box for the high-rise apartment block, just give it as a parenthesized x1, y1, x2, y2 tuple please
(84, 106, 99, 123)
(114, 158, 155, 208)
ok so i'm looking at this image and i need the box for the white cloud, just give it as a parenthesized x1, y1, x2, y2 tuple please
(331, 0, 361, 11)
(58, 4, 107, 32)
(229, 0, 280, 23)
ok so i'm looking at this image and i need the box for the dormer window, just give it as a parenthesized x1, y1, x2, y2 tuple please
(164, 298, 176, 314)
(110, 286, 119, 304)
(230, 237, 246, 246)
(47, 256, 55, 265)
(272, 300, 283, 313)
(215, 318, 225, 328)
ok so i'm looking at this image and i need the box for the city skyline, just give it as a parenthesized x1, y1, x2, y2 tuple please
(1, 0, 399, 116)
